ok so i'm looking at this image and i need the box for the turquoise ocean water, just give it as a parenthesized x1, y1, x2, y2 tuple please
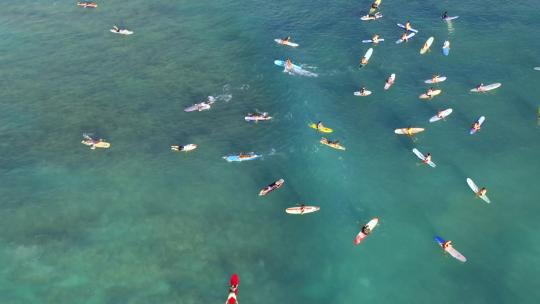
(1, 0, 540, 303)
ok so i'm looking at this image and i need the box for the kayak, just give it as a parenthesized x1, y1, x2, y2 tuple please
(360, 13, 383, 21)
(354, 218, 379, 245)
(320, 137, 345, 150)
(223, 153, 261, 162)
(77, 2, 97, 8)
(259, 179, 284, 196)
(429, 108, 453, 123)
(424, 76, 447, 84)
(110, 29, 133, 35)
(274, 38, 299, 48)
(360, 48, 373, 66)
(226, 274, 239, 304)
(469, 116, 485, 134)
(394, 128, 424, 135)
(171, 144, 197, 152)
(412, 148, 436, 168)
(420, 36, 434, 54)
(285, 205, 320, 215)
(470, 83, 501, 92)
(354, 90, 372, 96)
(362, 38, 385, 44)
(466, 178, 491, 203)
(419, 89, 442, 99)
(443, 16, 459, 21)
(397, 23, 419, 33)
(395, 32, 416, 44)
(309, 123, 333, 133)
(442, 40, 450, 56)
(384, 73, 396, 90)
(435, 236, 467, 262)
(245, 113, 272, 121)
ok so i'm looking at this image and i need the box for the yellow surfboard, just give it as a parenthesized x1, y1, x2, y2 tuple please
(309, 123, 333, 133)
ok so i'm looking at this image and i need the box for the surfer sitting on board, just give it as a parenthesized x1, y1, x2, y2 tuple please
(405, 21, 412, 31)
(113, 25, 120, 33)
(442, 240, 452, 250)
(424, 153, 432, 164)
(477, 187, 488, 197)
(362, 225, 371, 235)
(432, 75, 441, 83)
(282, 36, 291, 43)
(405, 127, 414, 137)
(442, 11, 448, 19)
(476, 83, 485, 92)
(400, 32, 409, 42)
(299, 204, 306, 214)
(359, 87, 367, 95)
(372, 34, 381, 44)
(316, 121, 325, 130)
(472, 121, 481, 132)
(436, 111, 445, 119)
(426, 87, 435, 97)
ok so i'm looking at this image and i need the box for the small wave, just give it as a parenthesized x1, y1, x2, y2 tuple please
(215, 94, 232, 103)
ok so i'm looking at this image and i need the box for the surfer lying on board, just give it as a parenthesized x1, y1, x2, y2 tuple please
(362, 225, 372, 235)
(405, 127, 414, 136)
(285, 59, 293, 71)
(239, 153, 253, 159)
(360, 57, 368, 65)
(400, 32, 409, 42)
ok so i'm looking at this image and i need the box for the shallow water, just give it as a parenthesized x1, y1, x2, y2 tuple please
(0, 0, 539, 303)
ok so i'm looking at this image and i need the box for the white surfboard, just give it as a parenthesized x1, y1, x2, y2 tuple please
(443, 16, 459, 21)
(110, 29, 133, 35)
(395, 32, 416, 44)
(429, 108, 453, 122)
(384, 74, 396, 90)
(354, 218, 379, 245)
(354, 90, 372, 96)
(362, 38, 385, 43)
(363, 48, 374, 61)
(412, 148, 436, 167)
(274, 38, 299, 47)
(442, 41, 450, 56)
(420, 37, 434, 54)
(535, 67, 540, 71)
(469, 116, 485, 134)
(470, 83, 501, 92)
(425, 76, 447, 84)
(466, 178, 491, 203)
(171, 144, 197, 152)
(361, 13, 383, 21)
(397, 23, 418, 33)
(285, 206, 320, 215)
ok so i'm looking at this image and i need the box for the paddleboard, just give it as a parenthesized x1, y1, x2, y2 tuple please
(259, 179, 284, 196)
(362, 39, 385, 43)
(354, 90, 372, 96)
(384, 74, 396, 90)
(245, 113, 272, 121)
(395, 32, 416, 44)
(429, 108, 453, 122)
(397, 23, 419, 33)
(424, 76, 447, 84)
(110, 29, 133, 35)
(420, 37, 434, 54)
(309, 123, 333, 133)
(223, 153, 261, 162)
(394, 128, 424, 135)
(469, 116, 485, 134)
(442, 41, 450, 56)
(360, 13, 383, 21)
(443, 16, 459, 21)
(466, 178, 491, 203)
(435, 236, 467, 262)
(171, 144, 197, 152)
(274, 38, 299, 47)
(285, 205, 320, 215)
(412, 148, 436, 168)
(470, 83, 501, 92)
(419, 89, 442, 99)
(320, 137, 345, 150)
(354, 218, 379, 245)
